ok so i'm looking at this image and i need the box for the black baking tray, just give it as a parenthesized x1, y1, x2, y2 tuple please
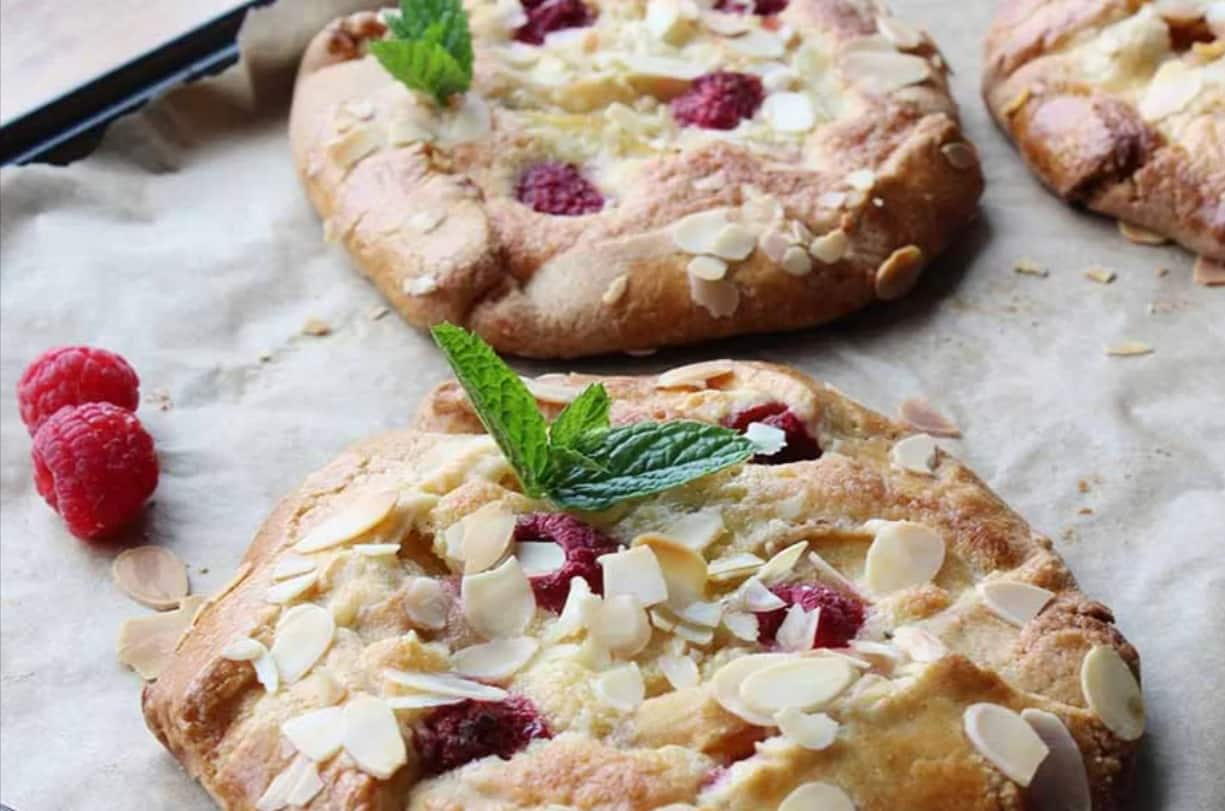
(0, 0, 272, 167)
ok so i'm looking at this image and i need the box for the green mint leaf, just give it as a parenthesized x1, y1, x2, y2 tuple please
(548, 384, 611, 450)
(376, 0, 473, 104)
(546, 421, 755, 511)
(431, 324, 550, 496)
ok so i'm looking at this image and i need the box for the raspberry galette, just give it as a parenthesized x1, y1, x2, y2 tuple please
(143, 361, 1144, 809)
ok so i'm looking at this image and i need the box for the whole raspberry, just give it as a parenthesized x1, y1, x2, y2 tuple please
(724, 402, 821, 464)
(715, 0, 789, 14)
(515, 513, 621, 612)
(18, 346, 140, 435)
(514, 0, 594, 45)
(414, 696, 551, 774)
(31, 403, 159, 540)
(515, 162, 605, 216)
(757, 583, 865, 649)
(670, 72, 764, 130)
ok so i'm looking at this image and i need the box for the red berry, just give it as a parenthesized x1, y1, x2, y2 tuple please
(756, 583, 865, 649)
(515, 513, 621, 612)
(671, 71, 764, 130)
(515, 162, 605, 216)
(31, 403, 158, 540)
(724, 402, 822, 464)
(414, 697, 550, 773)
(514, 0, 594, 45)
(17, 346, 140, 434)
(715, 0, 788, 14)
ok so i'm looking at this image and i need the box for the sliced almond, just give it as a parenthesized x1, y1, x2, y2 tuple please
(779, 245, 813, 276)
(405, 275, 438, 296)
(730, 577, 787, 612)
(898, 397, 961, 438)
(273, 554, 318, 582)
(845, 168, 876, 191)
(729, 28, 785, 58)
(325, 124, 384, 170)
(618, 52, 705, 80)
(515, 541, 566, 575)
(1139, 59, 1202, 121)
(522, 377, 579, 404)
(594, 662, 645, 711)
(256, 754, 324, 811)
(384, 693, 465, 710)
(659, 653, 701, 689)
(710, 224, 757, 261)
(1106, 340, 1153, 357)
(549, 576, 595, 641)
(963, 703, 1050, 786)
(354, 543, 400, 557)
(722, 610, 760, 641)
(775, 604, 820, 652)
(1022, 708, 1092, 811)
(341, 695, 407, 779)
(1080, 645, 1145, 741)
(978, 581, 1054, 626)
(602, 274, 630, 305)
(758, 540, 808, 584)
(282, 706, 345, 761)
(646, 0, 689, 43)
(404, 577, 449, 630)
(843, 50, 932, 93)
(116, 595, 206, 680)
(875, 245, 925, 300)
(1118, 220, 1169, 245)
(265, 571, 317, 605)
(632, 534, 708, 605)
(763, 92, 816, 133)
(876, 14, 923, 49)
(712, 653, 791, 725)
(657, 360, 736, 389)
(741, 656, 857, 715)
(673, 209, 731, 254)
(890, 433, 938, 474)
(807, 551, 860, 596)
(457, 504, 516, 574)
(600, 545, 670, 607)
(385, 668, 508, 701)
(745, 421, 787, 455)
(810, 228, 850, 264)
(271, 604, 335, 684)
(775, 707, 839, 750)
(864, 521, 945, 594)
(586, 594, 653, 656)
(708, 553, 764, 583)
(295, 491, 398, 553)
(779, 781, 855, 811)
(664, 510, 726, 551)
(112, 546, 189, 610)
(408, 209, 446, 233)
(702, 10, 753, 36)
(891, 625, 947, 663)
(689, 254, 730, 281)
(688, 274, 740, 318)
(221, 637, 266, 662)
(452, 637, 539, 681)
(462, 557, 536, 638)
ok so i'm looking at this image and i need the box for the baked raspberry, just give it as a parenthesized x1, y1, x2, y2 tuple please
(515, 513, 621, 612)
(670, 71, 764, 130)
(18, 346, 140, 435)
(414, 696, 550, 774)
(31, 402, 158, 540)
(515, 162, 605, 216)
(757, 583, 865, 649)
(715, 0, 788, 14)
(514, 0, 594, 45)
(724, 402, 821, 464)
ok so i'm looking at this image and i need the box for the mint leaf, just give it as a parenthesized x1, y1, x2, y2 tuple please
(375, 0, 473, 104)
(548, 384, 611, 450)
(547, 421, 755, 511)
(431, 324, 549, 496)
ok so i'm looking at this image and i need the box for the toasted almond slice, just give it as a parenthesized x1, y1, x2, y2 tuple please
(708, 552, 764, 583)
(385, 693, 466, 710)
(549, 576, 595, 641)
(342, 695, 407, 779)
(462, 557, 536, 638)
(779, 781, 855, 811)
(730, 577, 787, 612)
(978, 581, 1054, 626)
(282, 706, 345, 761)
(672, 209, 732, 254)
(865, 521, 945, 594)
(458, 504, 516, 574)
(1117, 220, 1169, 246)
(758, 541, 809, 584)
(1022, 708, 1092, 811)
(809, 228, 850, 264)
(688, 274, 740, 318)
(1106, 340, 1153, 357)
(594, 662, 645, 711)
(116, 595, 206, 680)
(775, 604, 820, 652)
(712, 653, 791, 725)
(657, 360, 736, 389)
(688, 254, 729, 281)
(256, 754, 324, 811)
(295, 491, 398, 553)
(632, 534, 707, 605)
(452, 637, 539, 681)
(273, 554, 318, 581)
(659, 653, 701, 689)
(385, 668, 508, 701)
(112, 546, 189, 610)
(964, 703, 1049, 786)
(514, 541, 566, 575)
(722, 610, 760, 641)
(740, 657, 857, 714)
(1194, 255, 1225, 286)
(587, 594, 653, 656)
(775, 707, 839, 750)
(891, 625, 947, 663)
(890, 433, 938, 474)
(1081, 645, 1145, 740)
(664, 510, 726, 551)
(265, 571, 317, 605)
(875, 245, 925, 300)
(271, 604, 334, 684)
(600, 545, 669, 607)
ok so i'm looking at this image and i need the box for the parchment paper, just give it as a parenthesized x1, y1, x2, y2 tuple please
(1, 2, 1222, 809)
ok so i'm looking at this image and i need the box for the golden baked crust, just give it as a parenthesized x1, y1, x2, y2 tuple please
(983, 0, 1225, 261)
(288, 2, 983, 358)
(143, 361, 1142, 809)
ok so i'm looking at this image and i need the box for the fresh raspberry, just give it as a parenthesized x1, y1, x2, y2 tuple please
(31, 403, 159, 540)
(515, 513, 621, 612)
(756, 583, 866, 649)
(414, 696, 551, 774)
(515, 162, 605, 216)
(670, 71, 764, 130)
(514, 0, 594, 45)
(715, 0, 788, 14)
(18, 346, 140, 435)
(724, 402, 822, 464)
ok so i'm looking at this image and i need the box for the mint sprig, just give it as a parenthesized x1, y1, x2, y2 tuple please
(431, 325, 755, 511)
(371, 0, 473, 105)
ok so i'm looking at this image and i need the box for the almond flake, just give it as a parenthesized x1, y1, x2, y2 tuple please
(657, 360, 736, 389)
(845, 168, 876, 191)
(848, 639, 904, 671)
(256, 754, 324, 811)
(452, 637, 539, 681)
(1106, 340, 1153, 357)
(779, 781, 855, 811)
(688, 274, 740, 318)
(1014, 258, 1048, 277)
(1084, 266, 1117, 284)
(646, 0, 691, 43)
(757, 541, 808, 584)
(454, 504, 515, 574)
(586, 594, 653, 656)
(781, 245, 813, 276)
(631, 534, 708, 605)
(112, 546, 189, 610)
(602, 274, 629, 305)
(729, 28, 785, 58)
(1118, 220, 1168, 245)
(876, 14, 923, 49)
(221, 637, 266, 662)
(817, 191, 848, 210)
(326, 124, 384, 170)
(265, 571, 318, 605)
(1081, 645, 1145, 740)
(898, 397, 961, 438)
(688, 254, 729, 281)
(295, 491, 398, 553)
(409, 209, 446, 233)
(522, 377, 579, 404)
(701, 10, 753, 36)
(775, 707, 839, 750)
(659, 653, 700, 689)
(1022, 708, 1092, 811)
(708, 553, 764, 583)
(1139, 59, 1202, 121)
(273, 554, 318, 581)
(1194, 255, 1225, 286)
(341, 695, 407, 779)
(875, 244, 925, 300)
(978, 581, 1054, 626)
(674, 210, 734, 254)
(594, 662, 645, 711)
(740, 657, 857, 714)
(963, 703, 1050, 786)
(271, 604, 335, 684)
(549, 576, 594, 641)
(404, 577, 449, 630)
(809, 228, 850, 264)
(890, 433, 938, 474)
(282, 706, 345, 761)
(385, 669, 508, 701)
(384, 693, 465, 710)
(940, 141, 978, 170)
(600, 546, 670, 606)
(775, 604, 820, 652)
(722, 610, 760, 641)
(807, 551, 860, 595)
(712, 653, 791, 725)
(462, 557, 536, 638)
(744, 421, 787, 455)
(864, 521, 945, 594)
(669, 616, 715, 646)
(116, 595, 206, 680)
(730, 577, 787, 612)
(671, 599, 723, 628)
(354, 543, 400, 557)
(405, 275, 439, 296)
(515, 541, 566, 575)
(664, 511, 726, 551)
(618, 53, 705, 80)
(710, 224, 757, 261)
(763, 92, 816, 132)
(891, 625, 947, 663)
(843, 50, 931, 93)
(759, 229, 793, 263)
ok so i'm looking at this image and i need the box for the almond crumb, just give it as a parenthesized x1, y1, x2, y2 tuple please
(1084, 266, 1117, 284)
(1078, 507, 1094, 515)
(1105, 340, 1153, 357)
(301, 318, 332, 337)
(1013, 258, 1047, 277)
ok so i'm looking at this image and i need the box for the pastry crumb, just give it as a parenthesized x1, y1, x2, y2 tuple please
(1116, 221, 1168, 246)
(1078, 507, 1094, 516)
(898, 397, 961, 438)
(1193, 256, 1225, 287)
(301, 318, 332, 337)
(1084, 266, 1117, 284)
(1105, 340, 1152, 357)
(367, 305, 390, 321)
(1013, 258, 1047, 277)
(1155, 267, 1170, 277)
